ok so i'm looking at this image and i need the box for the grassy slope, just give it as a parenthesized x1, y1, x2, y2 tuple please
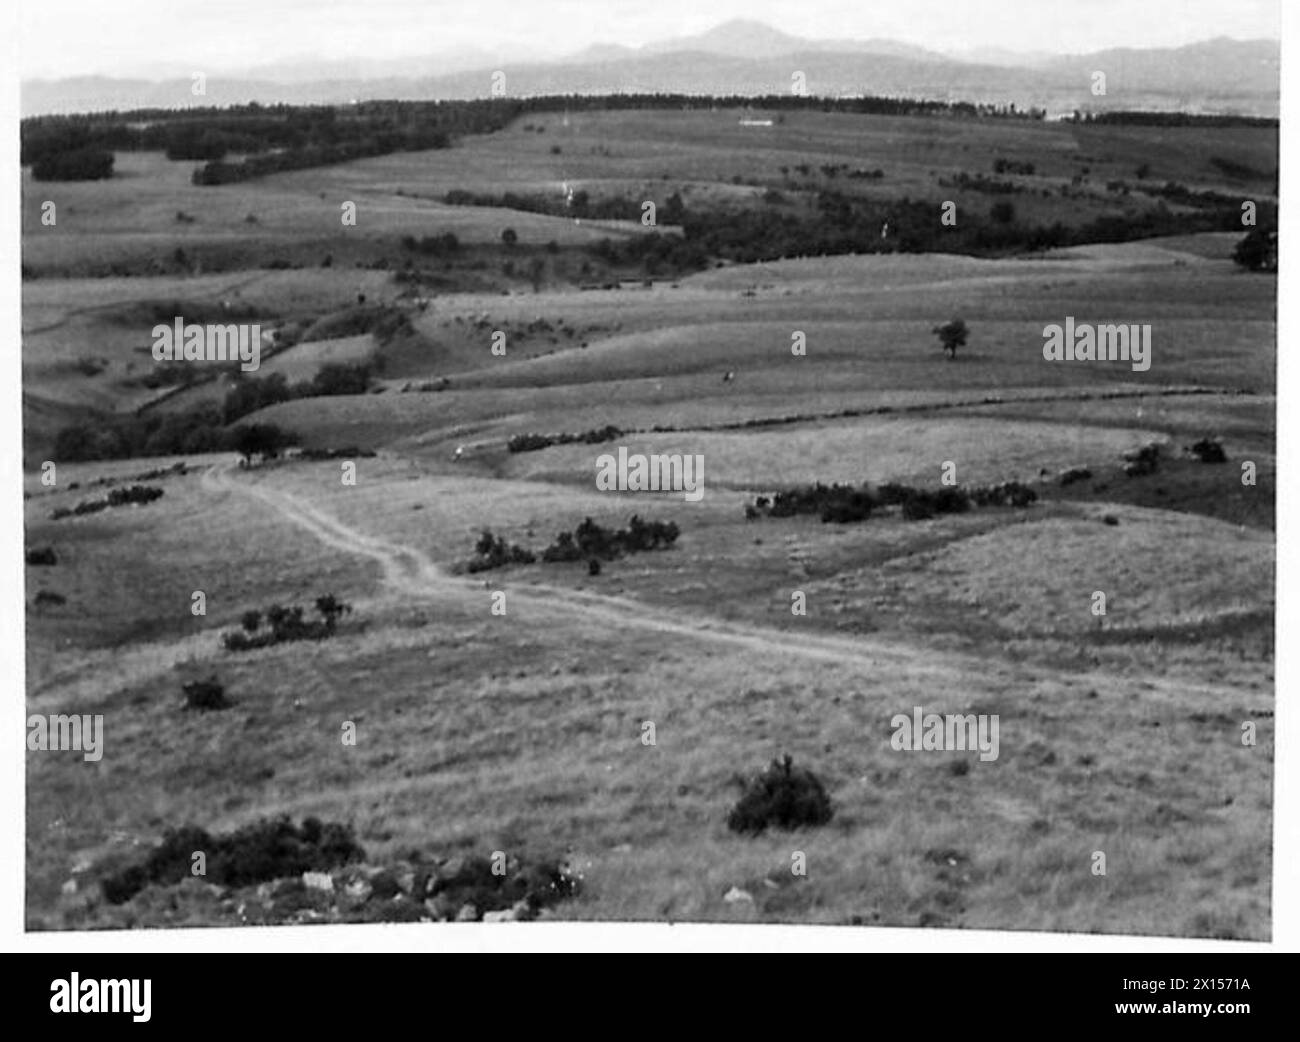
(23, 108, 1276, 938)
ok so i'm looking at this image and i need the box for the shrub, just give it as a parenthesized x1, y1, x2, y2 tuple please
(107, 485, 164, 507)
(100, 816, 365, 904)
(901, 494, 935, 521)
(1232, 227, 1276, 272)
(507, 425, 622, 453)
(221, 596, 352, 650)
(968, 481, 1037, 508)
(1122, 442, 1161, 477)
(466, 531, 536, 572)
(727, 754, 833, 834)
(183, 676, 230, 711)
(990, 200, 1016, 224)
(26, 546, 57, 566)
(315, 594, 353, 630)
(1189, 438, 1228, 463)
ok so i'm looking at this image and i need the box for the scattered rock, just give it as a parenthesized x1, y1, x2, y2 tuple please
(455, 903, 478, 922)
(723, 886, 754, 905)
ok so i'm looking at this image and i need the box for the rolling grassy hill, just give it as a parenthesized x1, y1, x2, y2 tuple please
(22, 104, 1275, 937)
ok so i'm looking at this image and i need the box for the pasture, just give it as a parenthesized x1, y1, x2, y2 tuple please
(23, 106, 1275, 938)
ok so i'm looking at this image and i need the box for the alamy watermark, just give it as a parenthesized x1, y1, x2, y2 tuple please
(50, 974, 150, 1021)
(152, 317, 262, 371)
(1042, 317, 1151, 372)
(890, 707, 999, 762)
(27, 713, 103, 761)
(596, 446, 704, 502)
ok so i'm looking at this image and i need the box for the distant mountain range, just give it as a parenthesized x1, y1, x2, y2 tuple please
(21, 19, 1279, 118)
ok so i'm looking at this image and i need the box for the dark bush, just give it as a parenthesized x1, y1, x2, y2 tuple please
(507, 424, 622, 453)
(727, 754, 833, 834)
(183, 676, 230, 711)
(100, 816, 364, 904)
(1232, 227, 1276, 272)
(1122, 443, 1161, 477)
(1189, 438, 1227, 463)
(222, 597, 352, 650)
(26, 546, 57, 566)
(32, 148, 114, 181)
(232, 423, 297, 464)
(466, 531, 536, 572)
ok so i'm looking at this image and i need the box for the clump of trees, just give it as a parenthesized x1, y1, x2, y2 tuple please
(746, 478, 1036, 524)
(233, 423, 298, 464)
(32, 148, 114, 181)
(463, 516, 681, 572)
(466, 531, 536, 572)
(52, 406, 300, 463)
(992, 158, 1036, 176)
(52, 358, 374, 464)
(221, 596, 353, 651)
(507, 425, 622, 453)
(50, 485, 164, 520)
(541, 515, 680, 562)
(401, 233, 460, 257)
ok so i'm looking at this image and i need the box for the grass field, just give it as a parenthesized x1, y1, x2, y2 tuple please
(23, 107, 1275, 938)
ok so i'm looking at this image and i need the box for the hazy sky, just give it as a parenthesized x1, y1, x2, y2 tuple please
(19, 0, 1281, 79)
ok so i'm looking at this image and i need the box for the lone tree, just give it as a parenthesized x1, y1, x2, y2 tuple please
(501, 227, 518, 247)
(1233, 228, 1277, 272)
(232, 423, 295, 465)
(932, 318, 969, 359)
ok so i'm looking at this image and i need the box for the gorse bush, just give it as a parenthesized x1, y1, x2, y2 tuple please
(727, 755, 834, 835)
